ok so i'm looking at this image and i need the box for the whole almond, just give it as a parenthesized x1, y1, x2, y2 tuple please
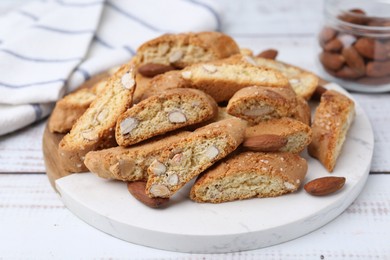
(320, 52, 345, 71)
(335, 65, 363, 79)
(342, 46, 366, 76)
(349, 8, 366, 15)
(243, 134, 288, 152)
(304, 176, 346, 196)
(338, 9, 368, 25)
(256, 49, 278, 60)
(366, 61, 390, 77)
(311, 85, 328, 101)
(354, 38, 375, 59)
(127, 181, 169, 208)
(354, 38, 389, 60)
(324, 38, 343, 52)
(138, 63, 175, 78)
(319, 27, 337, 44)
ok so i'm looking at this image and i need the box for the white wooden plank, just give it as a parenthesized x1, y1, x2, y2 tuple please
(0, 120, 46, 173)
(0, 174, 388, 258)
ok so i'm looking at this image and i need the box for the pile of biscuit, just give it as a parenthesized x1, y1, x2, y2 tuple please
(49, 32, 355, 207)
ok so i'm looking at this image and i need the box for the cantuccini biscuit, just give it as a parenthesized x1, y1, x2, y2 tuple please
(116, 88, 218, 147)
(226, 85, 298, 124)
(142, 54, 289, 103)
(58, 60, 137, 172)
(190, 151, 308, 203)
(146, 118, 247, 198)
(253, 56, 318, 100)
(136, 31, 240, 69)
(48, 70, 115, 134)
(308, 90, 355, 172)
(85, 131, 190, 181)
(244, 117, 312, 153)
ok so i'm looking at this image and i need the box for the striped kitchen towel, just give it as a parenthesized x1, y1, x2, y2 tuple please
(0, 0, 222, 136)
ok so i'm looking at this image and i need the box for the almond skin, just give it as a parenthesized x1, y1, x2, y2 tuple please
(138, 63, 175, 78)
(243, 134, 287, 152)
(354, 38, 375, 59)
(256, 49, 278, 60)
(311, 85, 328, 101)
(324, 38, 343, 52)
(319, 27, 337, 44)
(127, 181, 169, 208)
(338, 8, 368, 25)
(342, 46, 365, 76)
(355, 38, 390, 61)
(320, 52, 345, 71)
(335, 65, 363, 79)
(304, 176, 346, 196)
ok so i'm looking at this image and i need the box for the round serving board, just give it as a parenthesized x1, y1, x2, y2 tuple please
(43, 83, 374, 253)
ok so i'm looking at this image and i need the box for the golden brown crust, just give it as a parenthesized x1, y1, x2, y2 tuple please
(143, 54, 289, 103)
(116, 88, 218, 147)
(146, 118, 247, 198)
(136, 32, 240, 69)
(308, 90, 355, 172)
(245, 117, 312, 153)
(49, 89, 95, 134)
(48, 74, 110, 133)
(85, 131, 190, 181)
(253, 56, 319, 100)
(226, 86, 297, 124)
(58, 60, 137, 172)
(141, 70, 187, 100)
(190, 151, 308, 203)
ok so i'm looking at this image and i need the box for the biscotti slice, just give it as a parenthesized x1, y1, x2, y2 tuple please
(146, 118, 247, 198)
(190, 151, 308, 203)
(58, 61, 137, 172)
(140, 70, 187, 101)
(116, 88, 218, 147)
(226, 86, 298, 124)
(48, 75, 109, 133)
(308, 90, 355, 172)
(244, 118, 312, 153)
(253, 57, 318, 100)
(143, 54, 289, 102)
(85, 131, 190, 181)
(49, 66, 120, 133)
(136, 31, 240, 69)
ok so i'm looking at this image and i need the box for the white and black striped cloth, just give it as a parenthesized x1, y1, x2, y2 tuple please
(0, 0, 222, 135)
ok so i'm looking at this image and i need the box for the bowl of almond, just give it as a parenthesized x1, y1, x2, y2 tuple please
(318, 0, 390, 92)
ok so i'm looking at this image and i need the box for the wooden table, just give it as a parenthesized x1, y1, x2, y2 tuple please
(0, 0, 389, 258)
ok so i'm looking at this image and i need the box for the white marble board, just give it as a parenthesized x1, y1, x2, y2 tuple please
(55, 84, 374, 253)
